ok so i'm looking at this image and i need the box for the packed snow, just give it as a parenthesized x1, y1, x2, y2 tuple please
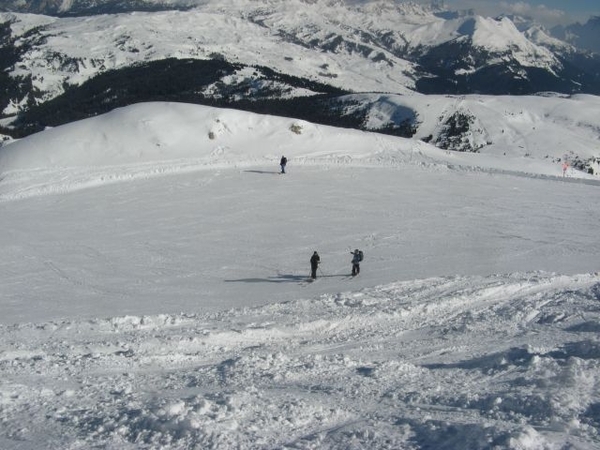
(1, 101, 600, 449)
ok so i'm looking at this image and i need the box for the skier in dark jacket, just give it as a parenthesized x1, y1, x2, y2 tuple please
(280, 155, 287, 174)
(310, 251, 320, 279)
(351, 249, 363, 276)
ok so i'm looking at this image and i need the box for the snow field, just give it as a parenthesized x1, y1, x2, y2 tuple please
(1, 273, 600, 448)
(1, 102, 600, 448)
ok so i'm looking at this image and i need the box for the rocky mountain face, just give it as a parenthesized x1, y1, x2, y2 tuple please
(552, 16, 600, 55)
(0, 0, 599, 150)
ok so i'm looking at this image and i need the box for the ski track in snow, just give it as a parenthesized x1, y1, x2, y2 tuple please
(1, 153, 598, 204)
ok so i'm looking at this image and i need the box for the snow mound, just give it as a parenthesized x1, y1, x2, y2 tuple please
(0, 102, 421, 170)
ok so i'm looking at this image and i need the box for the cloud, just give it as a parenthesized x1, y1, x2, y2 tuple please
(348, 0, 583, 26)
(499, 1, 567, 24)
(429, 0, 573, 27)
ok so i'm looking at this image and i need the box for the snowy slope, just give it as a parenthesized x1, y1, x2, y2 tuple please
(1, 103, 600, 449)
(347, 92, 600, 163)
(1, 99, 598, 201)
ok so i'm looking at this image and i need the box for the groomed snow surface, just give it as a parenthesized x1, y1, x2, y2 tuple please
(1, 102, 600, 449)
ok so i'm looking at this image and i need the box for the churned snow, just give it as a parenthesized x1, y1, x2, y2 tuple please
(1, 101, 600, 449)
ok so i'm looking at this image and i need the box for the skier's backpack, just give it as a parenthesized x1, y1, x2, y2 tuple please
(358, 250, 364, 262)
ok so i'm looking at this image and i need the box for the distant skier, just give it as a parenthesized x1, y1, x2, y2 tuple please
(310, 251, 320, 279)
(280, 155, 288, 174)
(351, 249, 363, 276)
(562, 161, 569, 177)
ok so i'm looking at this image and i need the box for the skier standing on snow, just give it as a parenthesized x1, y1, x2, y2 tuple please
(280, 155, 288, 174)
(310, 251, 320, 279)
(351, 249, 363, 276)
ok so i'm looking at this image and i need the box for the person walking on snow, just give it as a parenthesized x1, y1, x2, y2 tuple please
(310, 251, 320, 279)
(280, 155, 288, 174)
(351, 249, 363, 276)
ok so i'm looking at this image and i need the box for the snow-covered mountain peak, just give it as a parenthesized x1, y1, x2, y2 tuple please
(458, 15, 552, 59)
(525, 25, 573, 52)
(358, 0, 434, 16)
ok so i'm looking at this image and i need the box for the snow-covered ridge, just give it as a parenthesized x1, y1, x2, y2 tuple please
(350, 93, 600, 161)
(1, 95, 598, 203)
(0, 102, 436, 200)
(0, 102, 425, 169)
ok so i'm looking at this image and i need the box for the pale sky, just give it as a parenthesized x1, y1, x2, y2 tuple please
(435, 0, 598, 26)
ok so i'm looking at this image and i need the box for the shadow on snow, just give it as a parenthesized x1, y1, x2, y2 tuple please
(243, 170, 281, 175)
(224, 273, 348, 283)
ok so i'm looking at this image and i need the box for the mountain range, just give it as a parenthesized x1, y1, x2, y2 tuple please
(0, 0, 599, 162)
